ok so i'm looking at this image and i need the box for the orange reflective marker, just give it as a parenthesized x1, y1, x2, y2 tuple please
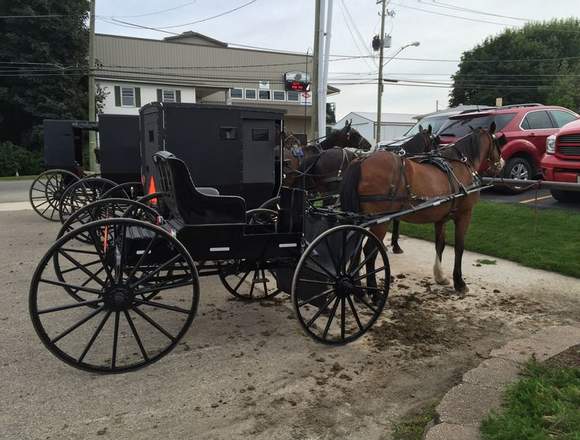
(148, 176, 158, 205)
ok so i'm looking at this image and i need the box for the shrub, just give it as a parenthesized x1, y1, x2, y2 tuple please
(0, 141, 43, 176)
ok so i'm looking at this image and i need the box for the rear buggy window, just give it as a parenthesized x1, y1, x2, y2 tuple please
(219, 127, 238, 140)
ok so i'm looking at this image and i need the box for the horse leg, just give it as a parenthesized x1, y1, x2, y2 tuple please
(390, 220, 404, 254)
(433, 220, 450, 285)
(364, 224, 388, 302)
(453, 210, 472, 294)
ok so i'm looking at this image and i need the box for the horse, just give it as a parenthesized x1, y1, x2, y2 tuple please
(340, 125, 505, 294)
(378, 125, 440, 254)
(282, 121, 371, 194)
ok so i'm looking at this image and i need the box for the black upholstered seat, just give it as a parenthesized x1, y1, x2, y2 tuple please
(153, 151, 246, 225)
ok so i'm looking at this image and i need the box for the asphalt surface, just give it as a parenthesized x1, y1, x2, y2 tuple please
(481, 187, 580, 212)
(0, 179, 31, 203)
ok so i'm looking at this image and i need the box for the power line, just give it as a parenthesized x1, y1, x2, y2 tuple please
(0, 14, 70, 19)
(109, 1, 199, 19)
(390, 2, 514, 26)
(422, 0, 530, 22)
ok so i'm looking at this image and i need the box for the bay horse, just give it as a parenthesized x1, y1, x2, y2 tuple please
(340, 126, 505, 293)
(282, 121, 371, 194)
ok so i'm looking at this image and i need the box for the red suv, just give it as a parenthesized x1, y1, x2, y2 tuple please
(541, 118, 580, 202)
(437, 104, 579, 185)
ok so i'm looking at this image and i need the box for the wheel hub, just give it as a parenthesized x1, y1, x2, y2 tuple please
(104, 285, 134, 311)
(335, 277, 354, 298)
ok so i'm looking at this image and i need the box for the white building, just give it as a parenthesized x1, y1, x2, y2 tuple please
(334, 111, 416, 145)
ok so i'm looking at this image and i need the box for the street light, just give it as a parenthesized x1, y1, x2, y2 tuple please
(376, 41, 420, 144)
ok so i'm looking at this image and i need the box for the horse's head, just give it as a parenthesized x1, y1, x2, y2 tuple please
(450, 123, 505, 176)
(483, 122, 506, 176)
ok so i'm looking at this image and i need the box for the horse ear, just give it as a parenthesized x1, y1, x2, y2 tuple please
(418, 124, 423, 133)
(489, 121, 496, 134)
(428, 124, 432, 135)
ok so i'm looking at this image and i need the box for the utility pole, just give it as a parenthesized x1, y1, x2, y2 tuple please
(311, 0, 323, 140)
(88, 0, 97, 171)
(320, 0, 333, 140)
(375, 0, 388, 145)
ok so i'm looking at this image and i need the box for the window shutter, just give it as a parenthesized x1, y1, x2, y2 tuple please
(135, 87, 141, 107)
(176, 90, 181, 103)
(114, 86, 121, 106)
(157, 89, 162, 102)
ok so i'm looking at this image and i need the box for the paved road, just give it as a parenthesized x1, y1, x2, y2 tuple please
(481, 187, 580, 212)
(0, 179, 32, 203)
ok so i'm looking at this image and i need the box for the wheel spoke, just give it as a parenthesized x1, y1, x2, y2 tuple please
(323, 236, 340, 275)
(346, 295, 364, 332)
(322, 296, 340, 339)
(305, 294, 337, 328)
(298, 278, 333, 286)
(58, 250, 106, 287)
(130, 254, 183, 289)
(349, 247, 379, 277)
(340, 297, 346, 341)
(233, 270, 251, 292)
(261, 269, 268, 295)
(124, 310, 149, 362)
(38, 299, 103, 314)
(50, 306, 105, 344)
(306, 254, 336, 279)
(133, 299, 191, 314)
(132, 306, 176, 341)
(111, 311, 120, 369)
(126, 234, 159, 281)
(60, 259, 101, 275)
(40, 278, 103, 295)
(78, 310, 111, 363)
(134, 279, 193, 297)
(353, 266, 386, 283)
(297, 287, 335, 308)
(352, 293, 377, 314)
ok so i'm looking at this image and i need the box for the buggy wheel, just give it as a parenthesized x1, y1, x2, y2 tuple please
(246, 208, 278, 225)
(291, 225, 390, 345)
(30, 218, 199, 373)
(100, 182, 144, 200)
(219, 260, 281, 301)
(58, 177, 118, 224)
(29, 170, 80, 221)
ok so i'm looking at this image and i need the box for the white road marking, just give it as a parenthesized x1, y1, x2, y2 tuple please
(519, 195, 553, 204)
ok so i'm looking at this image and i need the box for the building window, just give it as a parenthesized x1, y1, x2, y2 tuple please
(245, 89, 256, 100)
(121, 87, 135, 107)
(273, 90, 285, 101)
(162, 89, 176, 103)
(258, 90, 271, 100)
(230, 88, 243, 99)
(287, 91, 300, 102)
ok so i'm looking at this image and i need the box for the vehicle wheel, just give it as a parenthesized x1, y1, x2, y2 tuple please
(57, 198, 159, 243)
(100, 182, 144, 200)
(550, 189, 580, 203)
(30, 218, 199, 373)
(58, 177, 118, 224)
(246, 208, 278, 225)
(29, 170, 80, 221)
(292, 225, 390, 345)
(501, 157, 534, 193)
(218, 260, 281, 301)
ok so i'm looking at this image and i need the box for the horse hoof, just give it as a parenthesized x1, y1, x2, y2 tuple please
(455, 285, 469, 294)
(392, 246, 404, 254)
(435, 277, 450, 286)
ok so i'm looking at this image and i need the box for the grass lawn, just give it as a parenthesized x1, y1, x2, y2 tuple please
(0, 175, 37, 181)
(480, 360, 580, 440)
(399, 201, 580, 279)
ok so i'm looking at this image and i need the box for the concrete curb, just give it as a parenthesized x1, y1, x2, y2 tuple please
(422, 325, 580, 440)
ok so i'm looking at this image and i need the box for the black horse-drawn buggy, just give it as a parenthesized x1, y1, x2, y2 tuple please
(30, 102, 504, 374)
(29, 114, 142, 222)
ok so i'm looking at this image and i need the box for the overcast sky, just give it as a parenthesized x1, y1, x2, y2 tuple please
(96, 0, 580, 118)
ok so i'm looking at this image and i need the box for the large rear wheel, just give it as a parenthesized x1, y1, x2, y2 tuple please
(30, 218, 199, 373)
(292, 225, 390, 345)
(29, 170, 80, 221)
(58, 177, 118, 224)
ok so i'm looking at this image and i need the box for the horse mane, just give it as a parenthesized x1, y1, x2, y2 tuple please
(440, 129, 483, 163)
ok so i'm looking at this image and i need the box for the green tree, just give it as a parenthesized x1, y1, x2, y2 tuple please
(0, 0, 90, 150)
(450, 19, 580, 111)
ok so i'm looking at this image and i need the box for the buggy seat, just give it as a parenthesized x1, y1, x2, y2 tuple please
(153, 151, 246, 225)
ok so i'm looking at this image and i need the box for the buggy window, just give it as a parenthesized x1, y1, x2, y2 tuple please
(219, 127, 237, 140)
(252, 128, 269, 141)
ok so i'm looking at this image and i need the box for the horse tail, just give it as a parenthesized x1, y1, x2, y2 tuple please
(340, 159, 362, 213)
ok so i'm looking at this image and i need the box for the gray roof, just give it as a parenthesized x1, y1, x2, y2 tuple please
(344, 111, 416, 124)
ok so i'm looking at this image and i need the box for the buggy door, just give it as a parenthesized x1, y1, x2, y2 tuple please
(242, 119, 277, 208)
